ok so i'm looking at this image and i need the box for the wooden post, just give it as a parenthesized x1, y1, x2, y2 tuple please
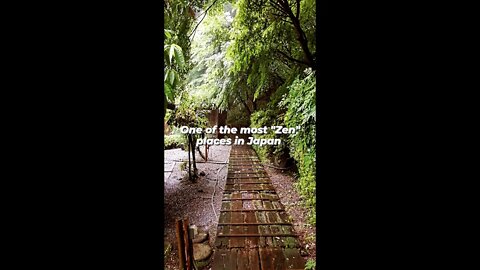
(183, 219, 190, 270)
(175, 220, 186, 270)
(175, 218, 195, 270)
(188, 221, 195, 269)
(182, 218, 195, 270)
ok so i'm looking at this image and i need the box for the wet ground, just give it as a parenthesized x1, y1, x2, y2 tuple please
(264, 167, 317, 261)
(163, 145, 316, 269)
(164, 145, 231, 270)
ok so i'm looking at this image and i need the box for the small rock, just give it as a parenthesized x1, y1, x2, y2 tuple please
(192, 232, 208, 243)
(193, 243, 212, 261)
(189, 225, 198, 237)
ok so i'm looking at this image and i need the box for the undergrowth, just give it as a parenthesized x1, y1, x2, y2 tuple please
(250, 81, 290, 164)
(164, 134, 186, 150)
(280, 71, 316, 225)
(251, 70, 316, 225)
(305, 258, 316, 270)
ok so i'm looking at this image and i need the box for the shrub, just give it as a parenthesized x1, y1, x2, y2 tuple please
(249, 70, 317, 225)
(250, 82, 290, 164)
(280, 70, 316, 224)
(164, 134, 187, 150)
(305, 258, 316, 270)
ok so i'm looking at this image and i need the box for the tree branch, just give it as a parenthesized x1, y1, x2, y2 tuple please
(278, 0, 290, 9)
(271, 11, 287, 18)
(276, 49, 309, 66)
(189, 0, 220, 39)
(240, 97, 252, 115)
(272, 12, 288, 19)
(271, 12, 293, 24)
(237, 84, 252, 115)
(274, 73, 285, 84)
(279, 18, 293, 24)
(269, 0, 288, 15)
(278, 1, 315, 69)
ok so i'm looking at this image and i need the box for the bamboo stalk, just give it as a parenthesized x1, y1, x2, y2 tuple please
(175, 220, 186, 270)
(182, 218, 194, 270)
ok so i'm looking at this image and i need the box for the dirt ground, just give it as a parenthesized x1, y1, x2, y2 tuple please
(264, 167, 317, 263)
(163, 146, 316, 269)
(164, 145, 231, 270)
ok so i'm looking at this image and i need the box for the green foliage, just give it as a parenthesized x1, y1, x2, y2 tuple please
(186, 3, 235, 110)
(280, 70, 316, 224)
(164, 0, 317, 226)
(164, 82, 174, 102)
(174, 93, 208, 128)
(250, 107, 288, 164)
(250, 110, 276, 162)
(164, 134, 187, 150)
(227, 0, 316, 81)
(249, 73, 294, 162)
(180, 161, 187, 171)
(165, 44, 186, 69)
(164, 0, 205, 64)
(164, 36, 188, 105)
(163, 0, 210, 112)
(226, 103, 250, 127)
(305, 258, 316, 270)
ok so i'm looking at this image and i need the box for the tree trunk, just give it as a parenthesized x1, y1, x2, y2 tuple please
(196, 132, 207, 161)
(273, 0, 315, 69)
(187, 135, 191, 180)
(241, 99, 252, 115)
(289, 12, 315, 68)
(189, 134, 197, 178)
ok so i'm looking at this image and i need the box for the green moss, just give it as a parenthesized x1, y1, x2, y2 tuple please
(284, 237, 297, 249)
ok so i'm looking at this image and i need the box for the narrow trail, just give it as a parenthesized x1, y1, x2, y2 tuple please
(211, 144, 305, 270)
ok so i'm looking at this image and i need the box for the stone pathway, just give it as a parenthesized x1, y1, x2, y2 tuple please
(211, 145, 305, 270)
